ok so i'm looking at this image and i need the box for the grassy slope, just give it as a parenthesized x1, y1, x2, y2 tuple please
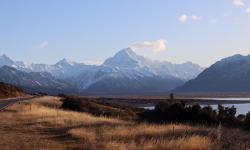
(0, 82, 23, 99)
(0, 96, 249, 150)
(61, 96, 139, 121)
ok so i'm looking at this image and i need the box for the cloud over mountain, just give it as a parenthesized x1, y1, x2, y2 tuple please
(131, 39, 167, 52)
(233, 0, 245, 6)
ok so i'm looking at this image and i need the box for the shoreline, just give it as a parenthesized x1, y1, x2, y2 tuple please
(95, 97, 250, 108)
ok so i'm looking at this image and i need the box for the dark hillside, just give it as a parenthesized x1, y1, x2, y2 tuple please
(0, 82, 24, 98)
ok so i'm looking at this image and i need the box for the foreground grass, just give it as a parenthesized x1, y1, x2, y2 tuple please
(0, 96, 249, 150)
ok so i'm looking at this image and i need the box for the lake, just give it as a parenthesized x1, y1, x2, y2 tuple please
(204, 103, 250, 115)
(142, 98, 250, 115)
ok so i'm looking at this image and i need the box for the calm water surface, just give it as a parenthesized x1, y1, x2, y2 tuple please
(206, 103, 250, 115)
(143, 98, 250, 115)
(198, 98, 250, 101)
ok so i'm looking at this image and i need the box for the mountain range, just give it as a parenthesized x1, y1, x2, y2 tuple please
(0, 66, 74, 94)
(0, 48, 204, 95)
(175, 54, 250, 92)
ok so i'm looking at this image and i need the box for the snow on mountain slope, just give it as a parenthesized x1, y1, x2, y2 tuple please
(104, 48, 147, 68)
(103, 48, 203, 80)
(0, 66, 74, 94)
(0, 54, 15, 67)
(0, 49, 203, 81)
(72, 48, 204, 93)
(0, 48, 204, 94)
(0, 55, 98, 78)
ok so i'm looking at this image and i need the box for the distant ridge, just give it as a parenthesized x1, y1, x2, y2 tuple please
(0, 66, 75, 95)
(175, 54, 250, 92)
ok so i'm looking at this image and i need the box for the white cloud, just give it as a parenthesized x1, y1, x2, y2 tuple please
(233, 0, 245, 6)
(246, 7, 250, 13)
(179, 14, 188, 23)
(179, 14, 202, 23)
(131, 39, 167, 54)
(32, 41, 48, 49)
(191, 15, 202, 21)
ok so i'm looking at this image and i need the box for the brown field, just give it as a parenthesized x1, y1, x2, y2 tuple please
(0, 96, 249, 150)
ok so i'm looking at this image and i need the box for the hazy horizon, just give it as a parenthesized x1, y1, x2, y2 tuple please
(1, 0, 250, 67)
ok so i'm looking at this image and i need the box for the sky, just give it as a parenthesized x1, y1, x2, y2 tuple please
(1, 0, 250, 67)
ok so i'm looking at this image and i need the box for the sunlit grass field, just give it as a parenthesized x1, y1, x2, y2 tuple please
(0, 96, 249, 150)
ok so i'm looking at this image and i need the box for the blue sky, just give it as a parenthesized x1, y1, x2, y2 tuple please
(1, 0, 250, 67)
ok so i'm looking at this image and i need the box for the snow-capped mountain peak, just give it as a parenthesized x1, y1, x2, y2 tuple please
(103, 48, 141, 68)
(0, 54, 9, 59)
(0, 50, 204, 95)
(55, 58, 78, 67)
(101, 48, 204, 80)
(0, 54, 15, 67)
(115, 48, 138, 59)
(0, 50, 204, 87)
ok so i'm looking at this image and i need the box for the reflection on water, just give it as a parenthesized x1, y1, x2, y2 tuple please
(142, 106, 155, 110)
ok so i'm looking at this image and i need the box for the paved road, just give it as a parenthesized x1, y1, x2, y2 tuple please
(0, 96, 36, 111)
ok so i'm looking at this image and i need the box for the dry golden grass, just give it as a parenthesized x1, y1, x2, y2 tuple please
(104, 135, 211, 150)
(67, 124, 212, 150)
(100, 123, 194, 139)
(19, 101, 125, 128)
(0, 96, 249, 150)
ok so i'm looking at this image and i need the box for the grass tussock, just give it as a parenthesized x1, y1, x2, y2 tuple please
(67, 128, 96, 143)
(100, 124, 194, 140)
(104, 136, 211, 150)
(67, 124, 212, 150)
(19, 100, 126, 127)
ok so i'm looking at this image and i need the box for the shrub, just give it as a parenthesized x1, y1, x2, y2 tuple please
(61, 96, 138, 120)
(244, 112, 250, 130)
(140, 102, 241, 127)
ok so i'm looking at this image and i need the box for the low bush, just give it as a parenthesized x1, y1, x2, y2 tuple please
(140, 102, 243, 127)
(245, 112, 250, 130)
(61, 96, 138, 120)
